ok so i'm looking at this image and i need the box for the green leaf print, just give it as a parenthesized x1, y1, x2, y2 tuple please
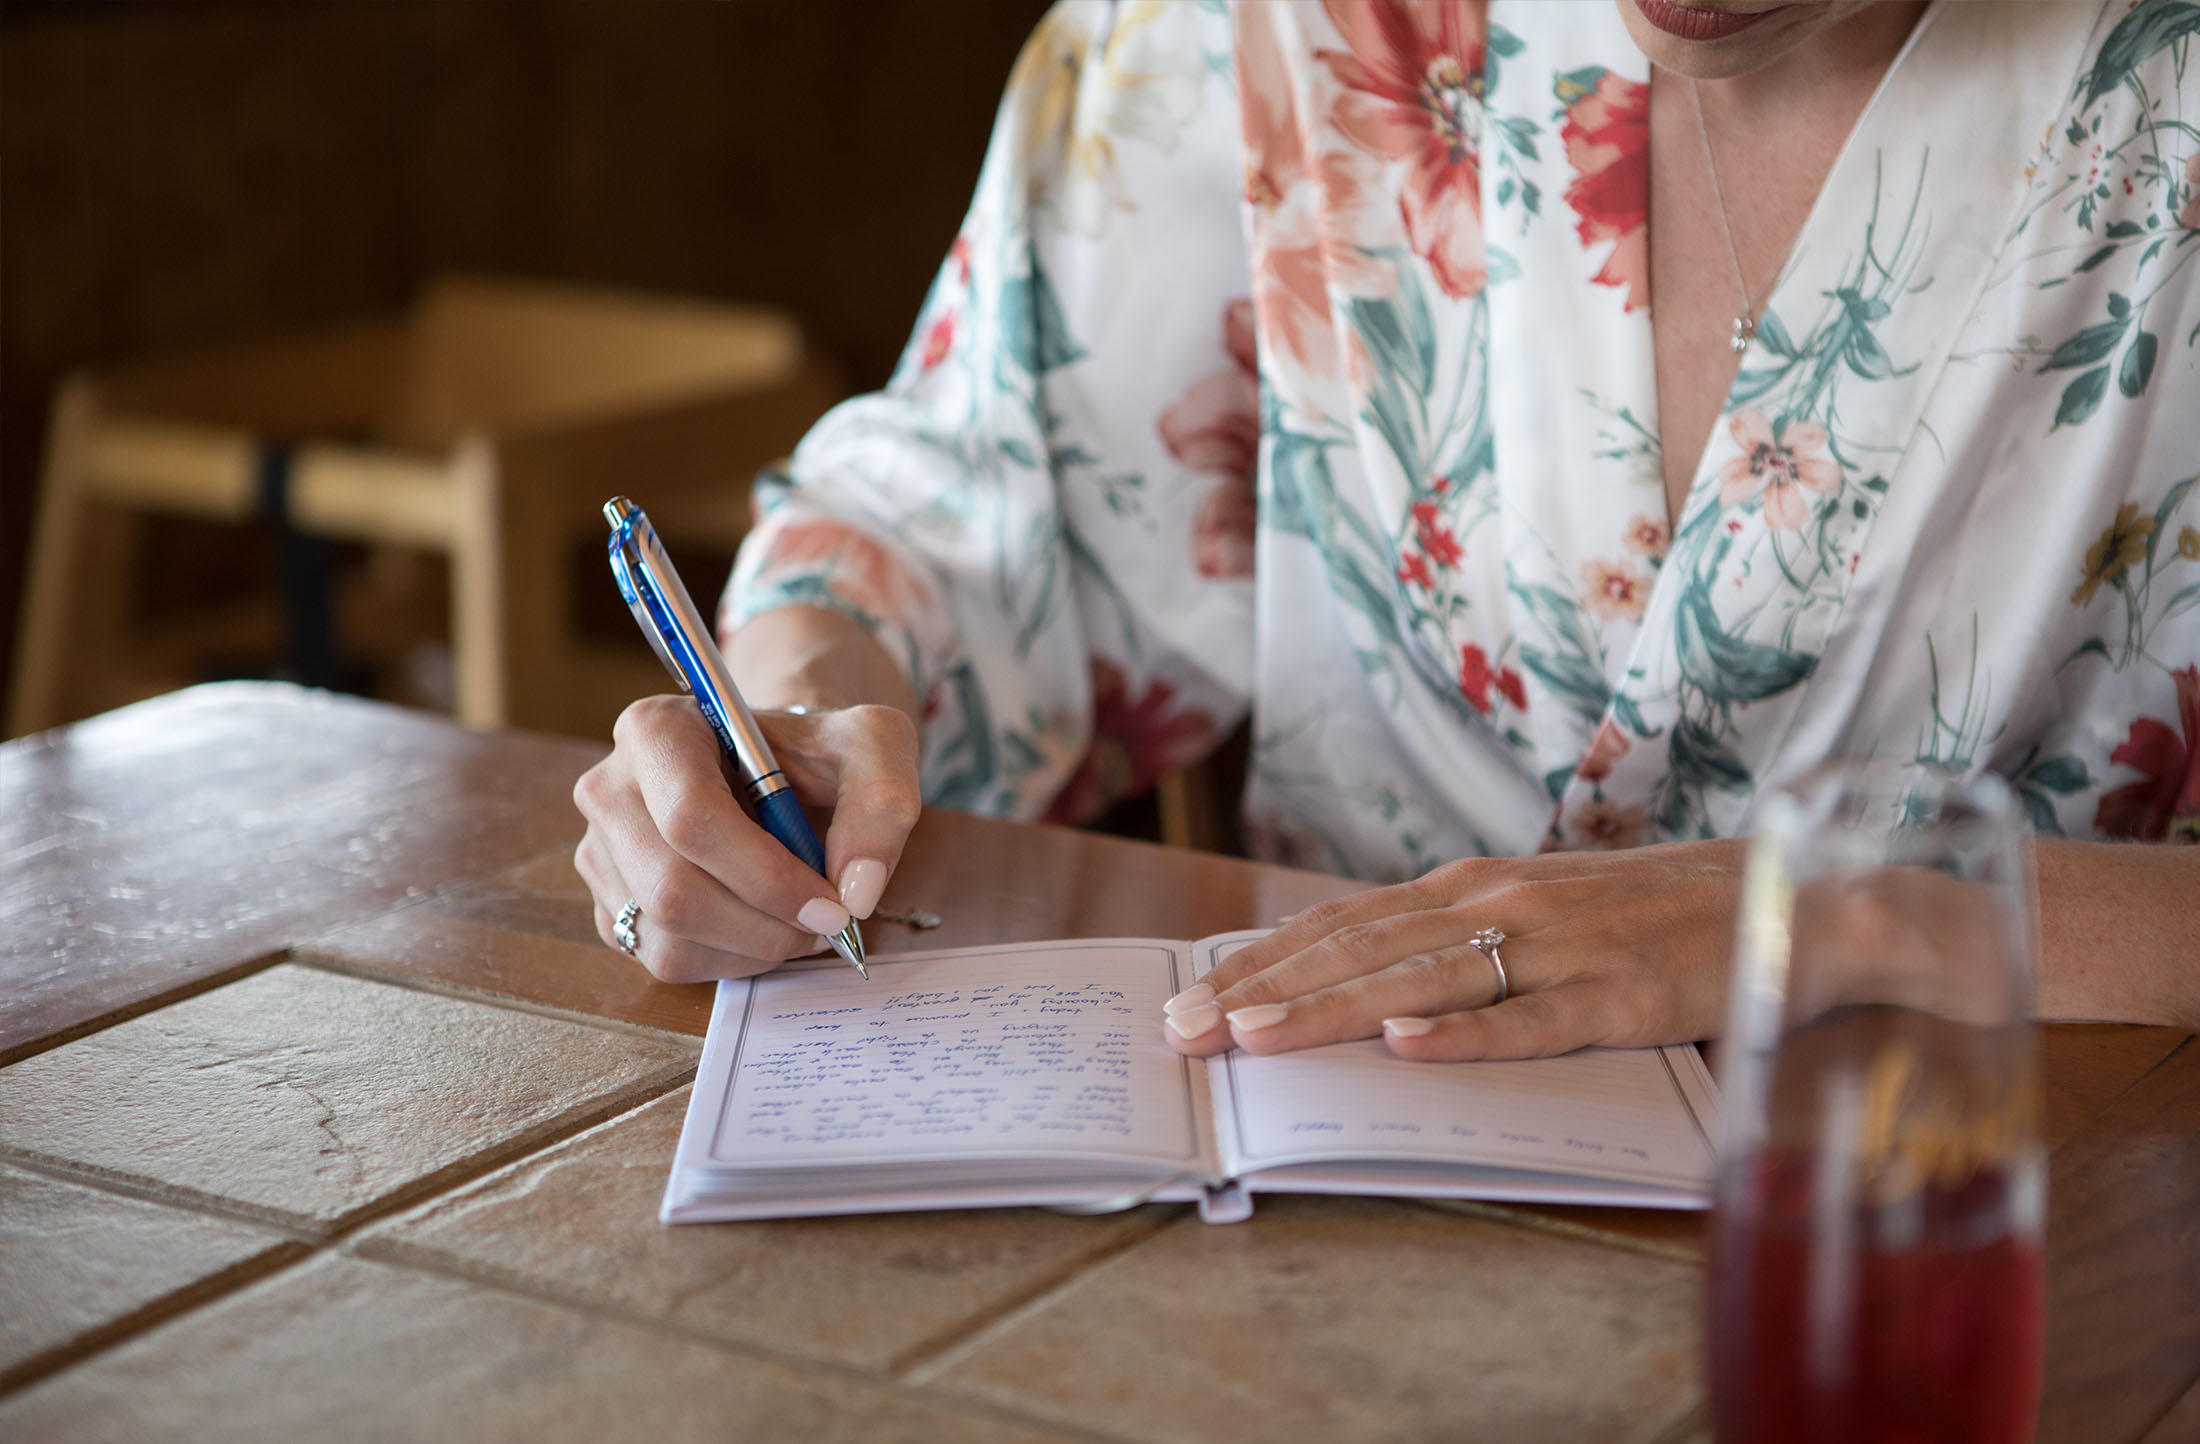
(2118, 330, 2158, 398)
(1669, 716, 1753, 793)
(2077, 0, 2200, 106)
(999, 248, 1087, 377)
(2053, 365, 2111, 428)
(1674, 586, 1817, 702)
(2026, 755, 2091, 793)
(2039, 320, 2126, 371)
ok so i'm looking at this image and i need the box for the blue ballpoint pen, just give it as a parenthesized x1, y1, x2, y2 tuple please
(604, 496, 867, 977)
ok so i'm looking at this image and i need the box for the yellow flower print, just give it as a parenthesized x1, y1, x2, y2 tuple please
(2071, 502, 2157, 606)
(2180, 525, 2200, 561)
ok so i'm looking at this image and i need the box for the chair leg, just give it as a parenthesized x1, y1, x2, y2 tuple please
(448, 438, 508, 730)
(9, 379, 137, 737)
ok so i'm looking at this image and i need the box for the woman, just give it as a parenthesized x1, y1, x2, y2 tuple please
(572, 0, 2200, 1058)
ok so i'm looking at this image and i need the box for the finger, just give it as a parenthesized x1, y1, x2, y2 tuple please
(1380, 983, 1619, 1062)
(1163, 910, 1487, 1056)
(614, 697, 851, 938)
(767, 705, 922, 920)
(1169, 943, 1507, 1058)
(580, 830, 811, 983)
(578, 755, 819, 963)
(1196, 858, 1508, 997)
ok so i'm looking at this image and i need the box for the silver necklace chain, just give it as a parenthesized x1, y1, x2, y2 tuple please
(1688, 77, 1782, 354)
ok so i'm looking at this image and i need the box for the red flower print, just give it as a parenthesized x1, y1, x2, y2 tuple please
(1045, 658, 1219, 826)
(1559, 69, 1650, 312)
(1411, 501, 1463, 567)
(2179, 152, 2200, 231)
(1397, 550, 1434, 590)
(1237, 9, 1394, 382)
(1316, 0, 1488, 300)
(1623, 514, 1669, 560)
(920, 312, 956, 371)
(1458, 643, 1525, 716)
(949, 235, 973, 283)
(1717, 409, 1842, 530)
(742, 519, 939, 627)
(1194, 477, 1258, 579)
(2094, 665, 2200, 842)
(1577, 717, 1631, 784)
(1569, 797, 1649, 850)
(1163, 299, 1262, 580)
(1581, 557, 1650, 624)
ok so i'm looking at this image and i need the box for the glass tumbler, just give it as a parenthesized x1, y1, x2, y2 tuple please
(1709, 763, 2045, 1444)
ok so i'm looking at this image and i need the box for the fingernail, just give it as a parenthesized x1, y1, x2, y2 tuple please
(1165, 1004, 1222, 1040)
(1228, 1004, 1289, 1032)
(1163, 983, 1215, 1016)
(1384, 1017, 1435, 1037)
(838, 858, 887, 920)
(798, 897, 851, 935)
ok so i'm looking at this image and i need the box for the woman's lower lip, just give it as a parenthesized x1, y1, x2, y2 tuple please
(1631, 0, 1781, 41)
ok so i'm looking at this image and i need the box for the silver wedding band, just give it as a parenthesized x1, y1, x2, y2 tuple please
(1467, 927, 1509, 1006)
(614, 899, 642, 957)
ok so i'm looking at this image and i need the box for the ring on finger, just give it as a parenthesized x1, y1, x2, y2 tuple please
(614, 899, 643, 958)
(1466, 927, 1509, 1006)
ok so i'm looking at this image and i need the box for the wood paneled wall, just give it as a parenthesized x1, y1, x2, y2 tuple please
(0, 0, 1050, 713)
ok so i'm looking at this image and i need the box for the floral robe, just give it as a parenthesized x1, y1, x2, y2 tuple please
(724, 0, 2200, 881)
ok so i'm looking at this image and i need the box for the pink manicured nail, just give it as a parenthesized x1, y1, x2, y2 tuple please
(797, 897, 851, 935)
(1166, 1004, 1222, 1040)
(838, 858, 888, 920)
(1383, 1017, 1436, 1037)
(1163, 983, 1215, 1016)
(1228, 1004, 1289, 1032)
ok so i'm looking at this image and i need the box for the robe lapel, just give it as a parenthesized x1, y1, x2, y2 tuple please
(1555, 0, 2102, 845)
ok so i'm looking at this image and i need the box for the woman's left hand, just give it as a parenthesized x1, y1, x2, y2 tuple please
(1160, 840, 1747, 1061)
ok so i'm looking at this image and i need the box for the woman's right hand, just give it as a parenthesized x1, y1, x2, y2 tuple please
(571, 694, 922, 983)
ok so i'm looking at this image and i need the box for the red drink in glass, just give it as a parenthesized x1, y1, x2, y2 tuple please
(1710, 1150, 2043, 1444)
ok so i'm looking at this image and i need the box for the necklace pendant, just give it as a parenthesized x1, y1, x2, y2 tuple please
(1730, 314, 1755, 353)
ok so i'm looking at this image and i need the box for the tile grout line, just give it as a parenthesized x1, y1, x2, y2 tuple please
(895, 1212, 1199, 1390)
(324, 1241, 1150, 1444)
(883, 1204, 1188, 1380)
(0, 1071, 695, 1400)
(2129, 1360, 2200, 1444)
(288, 950, 708, 1044)
(2048, 1032, 2194, 1159)
(0, 840, 584, 1073)
(0, 1240, 313, 1396)
(0, 949, 296, 1070)
(1409, 1197, 1705, 1266)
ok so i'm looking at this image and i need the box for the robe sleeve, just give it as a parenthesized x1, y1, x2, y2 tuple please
(720, 0, 1252, 821)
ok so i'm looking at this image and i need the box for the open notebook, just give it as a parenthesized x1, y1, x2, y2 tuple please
(662, 933, 1719, 1224)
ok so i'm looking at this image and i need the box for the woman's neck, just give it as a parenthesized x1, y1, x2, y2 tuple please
(1694, 2, 1930, 122)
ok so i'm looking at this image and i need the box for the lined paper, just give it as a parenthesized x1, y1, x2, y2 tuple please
(1197, 935, 1716, 1190)
(706, 942, 1202, 1168)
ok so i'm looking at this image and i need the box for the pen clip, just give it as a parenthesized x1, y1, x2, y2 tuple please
(605, 499, 692, 695)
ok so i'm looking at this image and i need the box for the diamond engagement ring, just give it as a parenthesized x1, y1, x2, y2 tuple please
(613, 899, 643, 957)
(1466, 927, 1509, 1006)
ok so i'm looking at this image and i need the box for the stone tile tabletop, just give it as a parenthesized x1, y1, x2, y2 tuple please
(362, 1087, 1179, 1373)
(0, 1253, 1075, 1444)
(932, 1195, 1704, 1444)
(0, 1163, 300, 1390)
(0, 964, 696, 1231)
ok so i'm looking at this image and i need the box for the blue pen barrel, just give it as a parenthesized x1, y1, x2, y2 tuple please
(752, 787, 828, 876)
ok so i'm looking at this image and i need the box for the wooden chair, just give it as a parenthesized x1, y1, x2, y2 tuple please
(9, 275, 841, 741)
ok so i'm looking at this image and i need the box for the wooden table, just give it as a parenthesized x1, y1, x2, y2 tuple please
(1, 684, 2193, 1444)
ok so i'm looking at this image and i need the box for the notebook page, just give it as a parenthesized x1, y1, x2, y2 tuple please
(1196, 934, 1717, 1191)
(698, 940, 1206, 1173)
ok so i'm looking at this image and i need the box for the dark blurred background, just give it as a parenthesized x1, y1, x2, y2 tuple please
(0, 0, 1050, 733)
